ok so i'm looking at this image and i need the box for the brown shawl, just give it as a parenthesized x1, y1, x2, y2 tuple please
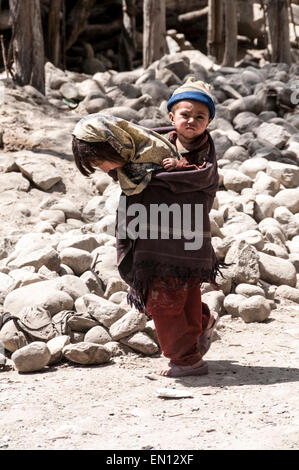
(116, 130, 221, 313)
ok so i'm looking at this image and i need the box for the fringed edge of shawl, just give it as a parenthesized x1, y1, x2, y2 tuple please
(126, 260, 232, 315)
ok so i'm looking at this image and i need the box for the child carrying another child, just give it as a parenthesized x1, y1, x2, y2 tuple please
(72, 78, 220, 377)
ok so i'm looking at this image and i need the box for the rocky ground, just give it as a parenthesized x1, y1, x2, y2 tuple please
(0, 50, 299, 450)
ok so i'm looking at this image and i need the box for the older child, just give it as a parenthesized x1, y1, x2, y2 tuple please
(72, 78, 220, 377)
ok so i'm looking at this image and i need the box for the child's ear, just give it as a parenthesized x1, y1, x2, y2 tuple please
(169, 112, 175, 124)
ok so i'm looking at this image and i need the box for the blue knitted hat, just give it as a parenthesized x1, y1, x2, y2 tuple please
(167, 77, 215, 120)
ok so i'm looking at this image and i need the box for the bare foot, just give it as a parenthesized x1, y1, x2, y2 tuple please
(156, 360, 208, 378)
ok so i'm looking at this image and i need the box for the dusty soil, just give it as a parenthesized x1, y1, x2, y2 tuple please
(1, 301, 298, 451)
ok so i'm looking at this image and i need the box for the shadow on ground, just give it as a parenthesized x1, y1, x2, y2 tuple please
(174, 360, 299, 388)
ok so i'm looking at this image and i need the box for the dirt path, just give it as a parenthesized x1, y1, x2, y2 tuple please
(1, 302, 298, 451)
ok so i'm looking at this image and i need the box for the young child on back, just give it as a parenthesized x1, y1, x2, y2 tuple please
(162, 78, 215, 172)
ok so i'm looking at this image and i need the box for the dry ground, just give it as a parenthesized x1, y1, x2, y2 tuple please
(1, 301, 298, 451)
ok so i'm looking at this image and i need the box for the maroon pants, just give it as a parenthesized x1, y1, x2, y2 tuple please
(146, 278, 211, 366)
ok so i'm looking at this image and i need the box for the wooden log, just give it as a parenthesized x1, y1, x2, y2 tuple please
(143, 0, 166, 68)
(178, 7, 209, 26)
(9, 0, 45, 94)
(222, 0, 237, 66)
(118, 0, 137, 71)
(267, 0, 292, 64)
(47, 0, 62, 67)
(207, 0, 224, 63)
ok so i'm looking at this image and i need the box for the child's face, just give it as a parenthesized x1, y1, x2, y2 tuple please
(169, 100, 210, 141)
(91, 160, 124, 173)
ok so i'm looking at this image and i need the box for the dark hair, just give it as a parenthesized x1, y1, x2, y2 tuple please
(72, 136, 125, 177)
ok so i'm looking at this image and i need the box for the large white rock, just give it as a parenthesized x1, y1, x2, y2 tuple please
(64, 312, 98, 333)
(7, 246, 61, 272)
(221, 212, 258, 237)
(16, 154, 62, 190)
(239, 157, 269, 179)
(211, 236, 234, 260)
(262, 224, 286, 247)
(223, 293, 246, 317)
(75, 293, 127, 328)
(60, 247, 93, 275)
(266, 161, 299, 188)
(40, 209, 65, 225)
(232, 112, 261, 134)
(0, 154, 18, 172)
(254, 194, 279, 222)
(12, 341, 51, 372)
(273, 188, 299, 214)
(0, 172, 30, 192)
(120, 331, 159, 355)
(262, 242, 289, 259)
(4, 285, 74, 317)
(258, 252, 297, 287)
(0, 320, 28, 352)
(222, 146, 249, 162)
(273, 206, 294, 225)
(92, 245, 121, 285)
(252, 171, 280, 196)
(235, 283, 265, 297)
(82, 196, 106, 222)
(233, 230, 264, 251)
(222, 169, 253, 192)
(57, 234, 102, 253)
(62, 342, 111, 365)
(275, 285, 299, 304)
(109, 309, 147, 341)
(108, 291, 128, 305)
(7, 233, 54, 262)
(84, 325, 112, 344)
(239, 295, 271, 323)
(80, 270, 104, 297)
(201, 291, 225, 315)
(225, 240, 260, 285)
(103, 278, 128, 299)
(53, 275, 90, 300)
(254, 122, 290, 149)
(50, 199, 82, 220)
(47, 335, 71, 365)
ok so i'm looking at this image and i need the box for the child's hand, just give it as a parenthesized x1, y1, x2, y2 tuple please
(162, 158, 178, 171)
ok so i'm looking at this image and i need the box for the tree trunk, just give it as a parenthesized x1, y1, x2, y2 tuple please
(178, 7, 209, 26)
(222, 0, 237, 66)
(9, 0, 45, 94)
(143, 0, 166, 69)
(66, 0, 96, 51)
(207, 0, 224, 63)
(47, 0, 64, 68)
(119, 0, 137, 71)
(267, 0, 292, 64)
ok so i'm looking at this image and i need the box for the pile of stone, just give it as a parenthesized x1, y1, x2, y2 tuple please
(0, 50, 299, 373)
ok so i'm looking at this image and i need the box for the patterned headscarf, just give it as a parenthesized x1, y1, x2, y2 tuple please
(73, 113, 180, 195)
